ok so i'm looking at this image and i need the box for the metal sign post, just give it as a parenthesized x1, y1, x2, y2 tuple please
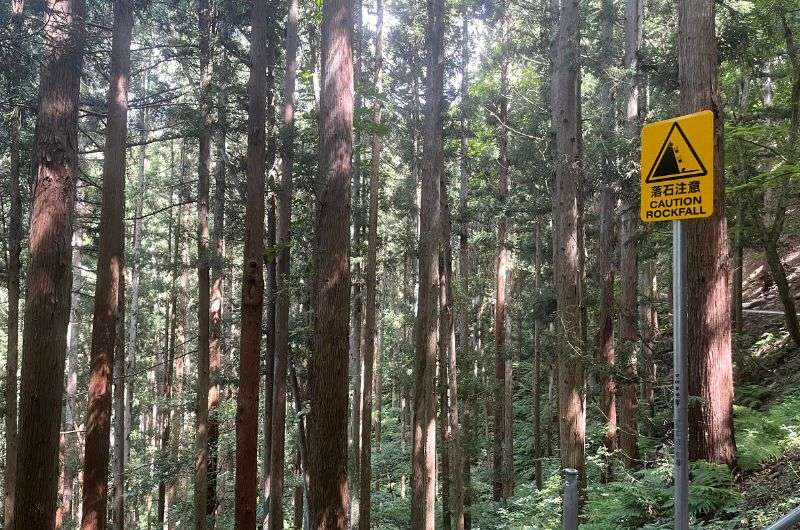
(673, 220, 689, 530)
(641, 111, 714, 530)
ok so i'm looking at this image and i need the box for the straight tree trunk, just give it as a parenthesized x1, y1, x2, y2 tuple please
(14, 0, 86, 526)
(532, 223, 544, 490)
(458, 4, 472, 518)
(678, 0, 737, 467)
(235, 0, 269, 525)
(359, 0, 383, 526)
(112, 287, 126, 530)
(4, 1, 23, 519)
(596, 0, 617, 479)
(308, 0, 354, 522)
(195, 0, 213, 525)
(412, 0, 444, 522)
(269, 0, 299, 524)
(493, 0, 512, 502)
(125, 71, 149, 477)
(731, 202, 744, 333)
(57, 217, 85, 530)
(80, 1, 133, 527)
(262, 0, 278, 520)
(349, 1, 366, 514)
(619, 0, 642, 470)
(207, 11, 229, 521)
(640, 262, 658, 419)
(551, 0, 586, 489)
(441, 136, 465, 529)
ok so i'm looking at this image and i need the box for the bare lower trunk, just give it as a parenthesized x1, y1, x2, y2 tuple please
(113, 286, 126, 530)
(552, 0, 586, 489)
(411, 0, 443, 523)
(4, 4, 24, 526)
(234, 0, 268, 524)
(80, 2, 133, 527)
(359, 1, 383, 525)
(308, 0, 354, 523)
(619, 205, 640, 468)
(15, 0, 86, 525)
(679, 0, 737, 467)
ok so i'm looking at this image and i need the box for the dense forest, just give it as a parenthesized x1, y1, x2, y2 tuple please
(0, 0, 799, 527)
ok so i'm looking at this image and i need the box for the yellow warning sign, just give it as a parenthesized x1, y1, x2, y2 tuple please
(640, 110, 714, 222)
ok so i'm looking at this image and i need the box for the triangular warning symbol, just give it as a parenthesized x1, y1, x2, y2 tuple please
(645, 122, 707, 183)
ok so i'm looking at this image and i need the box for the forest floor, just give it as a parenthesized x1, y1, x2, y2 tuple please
(731, 234, 800, 528)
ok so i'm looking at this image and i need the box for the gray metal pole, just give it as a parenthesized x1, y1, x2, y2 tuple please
(764, 506, 800, 530)
(563, 468, 579, 530)
(673, 220, 689, 530)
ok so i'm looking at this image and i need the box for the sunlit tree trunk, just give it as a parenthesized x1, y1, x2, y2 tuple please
(269, 0, 298, 523)
(552, 0, 586, 492)
(493, 0, 513, 502)
(80, 1, 133, 526)
(596, 0, 617, 481)
(412, 0, 443, 522)
(235, 0, 269, 525)
(15, 0, 86, 525)
(359, 0, 383, 525)
(678, 0, 737, 467)
(307, 0, 354, 523)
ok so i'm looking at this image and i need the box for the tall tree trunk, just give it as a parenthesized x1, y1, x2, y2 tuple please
(195, 0, 213, 525)
(640, 262, 658, 419)
(4, 4, 24, 525)
(15, 0, 86, 525)
(532, 223, 544, 490)
(57, 215, 85, 530)
(262, 0, 278, 520)
(125, 70, 149, 478)
(678, 0, 737, 467)
(269, 0, 298, 524)
(762, 224, 800, 347)
(458, 3, 472, 519)
(493, 0, 513, 502)
(308, 0, 354, 522)
(438, 277, 451, 530)
(349, 0, 365, 516)
(235, 0, 269, 525)
(731, 202, 744, 334)
(619, 0, 642, 471)
(441, 136, 465, 529)
(207, 9, 229, 522)
(80, 2, 133, 526)
(596, 0, 617, 480)
(113, 286, 126, 530)
(412, 0, 443, 522)
(552, 0, 586, 489)
(359, 0, 383, 526)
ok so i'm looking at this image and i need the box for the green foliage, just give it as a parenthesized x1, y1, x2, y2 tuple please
(735, 386, 800, 471)
(584, 460, 740, 530)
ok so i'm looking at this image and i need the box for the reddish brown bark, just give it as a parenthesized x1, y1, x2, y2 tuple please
(268, 0, 298, 524)
(80, 1, 134, 528)
(262, 0, 278, 517)
(678, 0, 737, 467)
(234, 0, 268, 525)
(359, 0, 383, 526)
(596, 0, 617, 478)
(14, 0, 86, 526)
(493, 0, 513, 503)
(552, 0, 586, 486)
(307, 0, 353, 524)
(412, 0, 443, 523)
(207, 7, 229, 520)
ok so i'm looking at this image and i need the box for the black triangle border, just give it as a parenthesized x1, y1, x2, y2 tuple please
(645, 121, 708, 183)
